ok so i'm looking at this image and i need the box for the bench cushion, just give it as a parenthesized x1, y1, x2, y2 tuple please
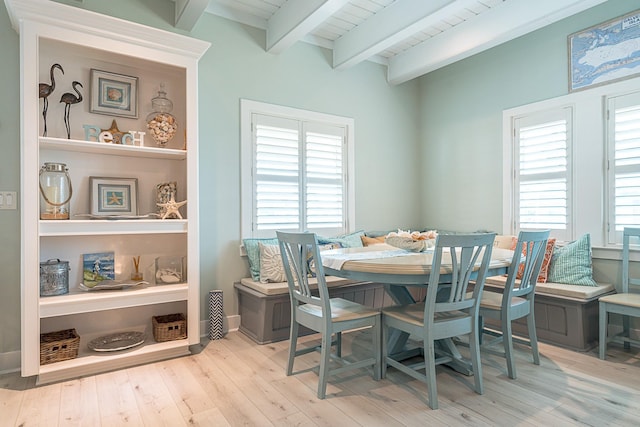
(239, 276, 360, 296)
(484, 275, 614, 300)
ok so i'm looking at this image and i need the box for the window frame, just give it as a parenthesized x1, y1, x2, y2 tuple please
(511, 107, 574, 241)
(240, 99, 355, 239)
(605, 90, 640, 244)
(503, 75, 640, 250)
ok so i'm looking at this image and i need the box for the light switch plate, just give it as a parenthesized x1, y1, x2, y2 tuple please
(0, 191, 17, 210)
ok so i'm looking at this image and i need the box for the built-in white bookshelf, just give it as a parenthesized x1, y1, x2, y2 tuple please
(6, 0, 209, 383)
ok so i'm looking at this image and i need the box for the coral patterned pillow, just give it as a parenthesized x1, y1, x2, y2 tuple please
(512, 238, 556, 283)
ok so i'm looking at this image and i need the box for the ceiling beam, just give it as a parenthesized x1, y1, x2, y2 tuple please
(174, 0, 209, 31)
(266, 0, 350, 54)
(387, 0, 608, 85)
(333, 0, 477, 70)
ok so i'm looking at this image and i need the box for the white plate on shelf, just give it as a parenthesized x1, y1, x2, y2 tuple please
(87, 331, 146, 352)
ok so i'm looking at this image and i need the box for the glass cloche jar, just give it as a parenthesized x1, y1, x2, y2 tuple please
(146, 83, 178, 147)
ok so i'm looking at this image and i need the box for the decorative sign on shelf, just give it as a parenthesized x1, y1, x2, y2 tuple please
(568, 9, 640, 92)
(83, 123, 146, 146)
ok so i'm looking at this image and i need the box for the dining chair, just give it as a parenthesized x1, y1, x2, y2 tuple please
(276, 231, 381, 399)
(381, 233, 496, 410)
(599, 227, 640, 360)
(478, 229, 550, 380)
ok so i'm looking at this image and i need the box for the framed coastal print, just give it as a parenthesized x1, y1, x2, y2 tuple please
(568, 9, 640, 92)
(90, 176, 138, 216)
(90, 69, 138, 118)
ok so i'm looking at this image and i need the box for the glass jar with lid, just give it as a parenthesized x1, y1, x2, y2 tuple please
(146, 83, 178, 147)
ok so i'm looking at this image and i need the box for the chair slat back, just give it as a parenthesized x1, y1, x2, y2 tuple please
(426, 233, 496, 320)
(623, 227, 640, 293)
(277, 231, 329, 309)
(505, 230, 550, 300)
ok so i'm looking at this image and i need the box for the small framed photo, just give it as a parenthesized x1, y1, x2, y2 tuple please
(90, 69, 138, 118)
(90, 177, 138, 216)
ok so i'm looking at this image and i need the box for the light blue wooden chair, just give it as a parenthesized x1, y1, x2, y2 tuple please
(381, 233, 495, 410)
(599, 227, 640, 360)
(478, 230, 550, 379)
(277, 231, 381, 399)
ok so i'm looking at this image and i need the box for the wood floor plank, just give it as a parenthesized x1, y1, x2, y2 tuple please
(13, 381, 62, 427)
(1, 372, 32, 427)
(126, 363, 188, 427)
(155, 355, 220, 422)
(58, 376, 101, 426)
(94, 369, 145, 426)
(2, 331, 639, 426)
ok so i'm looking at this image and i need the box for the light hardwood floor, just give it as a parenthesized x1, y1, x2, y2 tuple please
(1, 330, 639, 426)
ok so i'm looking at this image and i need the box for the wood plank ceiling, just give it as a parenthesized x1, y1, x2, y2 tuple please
(174, 0, 607, 85)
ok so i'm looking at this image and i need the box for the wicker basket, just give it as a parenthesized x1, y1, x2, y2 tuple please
(40, 328, 80, 365)
(152, 313, 187, 342)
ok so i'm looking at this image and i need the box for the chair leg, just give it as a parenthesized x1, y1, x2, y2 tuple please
(526, 311, 540, 366)
(372, 319, 381, 381)
(469, 321, 484, 395)
(599, 302, 607, 360)
(381, 320, 388, 379)
(317, 331, 332, 399)
(478, 315, 484, 345)
(424, 339, 438, 410)
(623, 314, 631, 350)
(502, 317, 516, 379)
(287, 321, 299, 376)
(336, 331, 342, 357)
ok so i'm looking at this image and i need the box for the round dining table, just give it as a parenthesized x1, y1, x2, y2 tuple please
(321, 243, 515, 374)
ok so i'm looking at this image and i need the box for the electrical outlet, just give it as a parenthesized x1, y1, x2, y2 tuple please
(0, 191, 17, 210)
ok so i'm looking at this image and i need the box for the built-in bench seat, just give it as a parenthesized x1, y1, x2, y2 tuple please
(482, 275, 615, 351)
(234, 277, 390, 344)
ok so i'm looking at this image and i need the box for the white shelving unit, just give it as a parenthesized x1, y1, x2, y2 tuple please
(6, 0, 209, 383)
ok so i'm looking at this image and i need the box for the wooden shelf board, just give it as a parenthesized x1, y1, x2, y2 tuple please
(39, 219, 188, 236)
(37, 339, 190, 384)
(40, 137, 187, 160)
(40, 283, 189, 317)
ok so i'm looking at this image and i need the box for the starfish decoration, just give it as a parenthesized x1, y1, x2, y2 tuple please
(107, 192, 123, 206)
(157, 194, 187, 219)
(102, 119, 125, 144)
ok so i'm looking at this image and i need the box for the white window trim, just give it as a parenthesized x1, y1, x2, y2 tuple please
(503, 75, 640, 249)
(240, 99, 355, 240)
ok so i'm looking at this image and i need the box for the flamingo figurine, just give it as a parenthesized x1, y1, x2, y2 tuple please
(39, 63, 64, 137)
(60, 81, 83, 139)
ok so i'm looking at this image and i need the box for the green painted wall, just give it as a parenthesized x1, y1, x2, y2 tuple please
(417, 0, 639, 286)
(418, 0, 639, 234)
(0, 0, 421, 356)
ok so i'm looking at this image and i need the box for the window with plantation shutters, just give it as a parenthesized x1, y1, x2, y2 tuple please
(241, 100, 354, 239)
(513, 108, 572, 240)
(606, 91, 640, 244)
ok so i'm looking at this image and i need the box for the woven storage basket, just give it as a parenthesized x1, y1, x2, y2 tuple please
(40, 328, 80, 365)
(152, 313, 187, 342)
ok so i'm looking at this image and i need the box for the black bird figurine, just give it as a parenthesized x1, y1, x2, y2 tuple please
(60, 81, 83, 139)
(39, 63, 64, 137)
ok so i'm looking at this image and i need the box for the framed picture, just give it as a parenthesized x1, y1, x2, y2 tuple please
(90, 69, 138, 118)
(90, 177, 138, 216)
(568, 9, 640, 92)
(82, 252, 115, 287)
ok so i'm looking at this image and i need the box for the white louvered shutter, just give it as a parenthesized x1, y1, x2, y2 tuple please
(252, 114, 347, 237)
(607, 92, 640, 243)
(514, 108, 572, 240)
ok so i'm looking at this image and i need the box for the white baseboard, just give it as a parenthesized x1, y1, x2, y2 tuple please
(0, 315, 241, 375)
(199, 314, 240, 339)
(0, 350, 21, 375)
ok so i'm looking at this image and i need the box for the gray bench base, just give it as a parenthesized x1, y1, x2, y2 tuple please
(234, 281, 390, 344)
(484, 283, 615, 352)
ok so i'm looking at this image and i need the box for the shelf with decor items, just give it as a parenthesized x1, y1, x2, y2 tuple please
(6, 0, 209, 383)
